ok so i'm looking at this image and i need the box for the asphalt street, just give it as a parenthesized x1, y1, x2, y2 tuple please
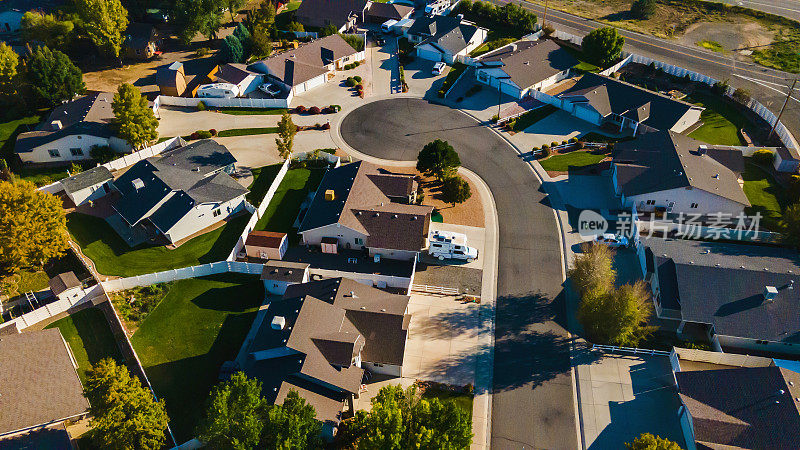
(341, 98, 578, 449)
(490, 0, 800, 145)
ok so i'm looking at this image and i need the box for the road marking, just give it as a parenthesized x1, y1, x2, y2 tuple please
(734, 74, 800, 102)
(736, 0, 800, 14)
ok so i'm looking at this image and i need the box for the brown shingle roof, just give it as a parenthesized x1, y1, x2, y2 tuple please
(246, 231, 286, 249)
(254, 34, 358, 87)
(48, 272, 81, 296)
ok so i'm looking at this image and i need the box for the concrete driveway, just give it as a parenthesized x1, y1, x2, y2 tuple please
(507, 109, 597, 150)
(427, 222, 485, 271)
(156, 106, 278, 137)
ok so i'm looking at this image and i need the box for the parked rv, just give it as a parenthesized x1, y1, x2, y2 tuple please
(197, 83, 240, 98)
(428, 230, 478, 262)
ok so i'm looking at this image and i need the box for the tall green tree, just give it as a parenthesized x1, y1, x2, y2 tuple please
(0, 42, 18, 98)
(568, 242, 616, 297)
(625, 432, 682, 450)
(630, 0, 657, 19)
(173, 0, 222, 43)
(112, 83, 159, 149)
(83, 358, 169, 450)
(780, 203, 800, 248)
(221, 35, 244, 63)
(582, 26, 625, 67)
(276, 112, 296, 160)
(417, 139, 461, 181)
(26, 46, 84, 107)
(441, 175, 472, 207)
(320, 24, 339, 37)
(261, 390, 322, 450)
(75, 0, 129, 59)
(197, 372, 265, 450)
(250, 25, 272, 58)
(20, 11, 74, 50)
(0, 179, 69, 272)
(246, 0, 276, 33)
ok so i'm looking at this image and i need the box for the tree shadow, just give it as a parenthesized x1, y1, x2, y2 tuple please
(197, 215, 250, 264)
(191, 281, 264, 313)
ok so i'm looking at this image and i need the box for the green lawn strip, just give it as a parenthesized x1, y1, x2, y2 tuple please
(697, 40, 724, 53)
(216, 127, 279, 137)
(742, 161, 787, 230)
(46, 307, 124, 384)
(469, 37, 515, 57)
(246, 163, 283, 204)
(440, 62, 468, 95)
(512, 105, 557, 132)
(67, 213, 249, 277)
(131, 274, 263, 442)
(539, 151, 607, 172)
(562, 46, 601, 73)
(421, 387, 473, 419)
(214, 107, 288, 116)
(254, 168, 326, 243)
(686, 92, 748, 146)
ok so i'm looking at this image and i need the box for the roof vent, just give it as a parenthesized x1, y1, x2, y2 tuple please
(287, 270, 292, 274)
(764, 286, 778, 302)
(393, 214, 398, 218)
(50, 120, 63, 130)
(325, 189, 336, 201)
(374, 212, 379, 217)
(360, 306, 366, 309)
(193, 167, 200, 172)
(713, 173, 719, 179)
(357, 211, 362, 215)
(271, 316, 286, 330)
(132, 178, 145, 190)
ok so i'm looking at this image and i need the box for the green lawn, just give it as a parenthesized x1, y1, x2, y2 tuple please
(46, 307, 123, 384)
(512, 105, 557, 132)
(742, 161, 787, 230)
(254, 168, 326, 243)
(0, 114, 40, 156)
(563, 47, 601, 73)
(214, 107, 288, 116)
(217, 127, 279, 137)
(246, 163, 283, 204)
(440, 62, 468, 95)
(687, 92, 748, 146)
(539, 151, 607, 172)
(131, 274, 263, 442)
(0, 113, 80, 186)
(276, 1, 302, 29)
(421, 387, 473, 419)
(697, 40, 724, 53)
(67, 213, 249, 277)
(469, 37, 515, 57)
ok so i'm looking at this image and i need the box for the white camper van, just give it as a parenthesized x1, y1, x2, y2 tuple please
(197, 83, 240, 98)
(427, 230, 478, 262)
(381, 19, 398, 33)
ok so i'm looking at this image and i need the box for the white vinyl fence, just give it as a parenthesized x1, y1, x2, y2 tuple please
(154, 93, 293, 111)
(227, 159, 291, 261)
(101, 261, 264, 292)
(0, 284, 104, 331)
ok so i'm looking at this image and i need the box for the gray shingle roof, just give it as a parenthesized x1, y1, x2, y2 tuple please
(0, 329, 90, 435)
(214, 63, 257, 85)
(613, 130, 750, 205)
(409, 15, 481, 55)
(295, 0, 368, 29)
(260, 261, 310, 283)
(48, 272, 81, 296)
(251, 34, 359, 87)
(477, 39, 578, 90)
(59, 166, 113, 195)
(367, 2, 413, 20)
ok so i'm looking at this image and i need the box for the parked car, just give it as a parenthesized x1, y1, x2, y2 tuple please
(376, 36, 386, 46)
(594, 233, 629, 248)
(259, 83, 282, 97)
(433, 62, 446, 75)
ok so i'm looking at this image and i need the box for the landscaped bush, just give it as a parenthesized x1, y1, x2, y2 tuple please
(196, 130, 212, 139)
(561, 140, 568, 145)
(753, 148, 775, 165)
(190, 132, 199, 140)
(732, 88, 752, 105)
(295, 105, 306, 113)
(209, 129, 217, 136)
(309, 106, 321, 115)
(195, 47, 210, 57)
(345, 77, 356, 87)
(354, 75, 362, 83)
(111, 282, 173, 328)
(541, 145, 551, 158)
(196, 101, 207, 111)
(329, 104, 341, 112)
(321, 123, 331, 130)
(569, 137, 578, 143)
(551, 141, 560, 147)
(490, 115, 499, 123)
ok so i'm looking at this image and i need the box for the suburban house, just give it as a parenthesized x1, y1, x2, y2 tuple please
(59, 165, 115, 207)
(0, 7, 22, 34)
(407, 15, 487, 63)
(122, 23, 160, 60)
(474, 38, 578, 99)
(261, 260, 310, 295)
(110, 139, 249, 245)
(15, 92, 130, 165)
(612, 130, 750, 217)
(157, 62, 188, 97)
(558, 73, 704, 134)
(48, 272, 84, 303)
(295, 0, 370, 31)
(0, 329, 90, 439)
(645, 237, 800, 356)
(243, 277, 411, 438)
(670, 347, 800, 449)
(365, 2, 414, 23)
(208, 63, 263, 97)
(298, 161, 434, 261)
(250, 34, 364, 95)
(246, 231, 289, 261)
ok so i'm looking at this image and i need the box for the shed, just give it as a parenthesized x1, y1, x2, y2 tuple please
(59, 166, 114, 207)
(157, 62, 187, 97)
(321, 236, 338, 254)
(260, 261, 310, 295)
(48, 272, 84, 302)
(245, 231, 288, 260)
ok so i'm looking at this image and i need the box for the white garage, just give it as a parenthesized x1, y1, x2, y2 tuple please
(416, 44, 445, 62)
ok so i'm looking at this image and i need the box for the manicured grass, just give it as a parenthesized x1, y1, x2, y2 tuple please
(254, 167, 326, 243)
(697, 40, 724, 53)
(469, 37, 515, 57)
(431, 211, 443, 222)
(46, 307, 123, 384)
(276, 1, 302, 29)
(0, 115, 40, 154)
(539, 151, 607, 172)
(216, 127, 279, 137)
(440, 62, 468, 95)
(214, 107, 288, 116)
(67, 213, 249, 277)
(511, 105, 557, 132)
(563, 47, 601, 73)
(246, 163, 283, 204)
(742, 161, 787, 230)
(131, 274, 263, 442)
(421, 387, 473, 419)
(687, 92, 749, 146)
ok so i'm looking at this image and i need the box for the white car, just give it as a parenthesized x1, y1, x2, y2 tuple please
(259, 83, 281, 97)
(594, 233, 629, 248)
(433, 62, 446, 75)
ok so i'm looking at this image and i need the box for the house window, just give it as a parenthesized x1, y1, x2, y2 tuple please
(48, 149, 60, 158)
(690, 203, 698, 209)
(70, 148, 83, 156)
(355, 238, 364, 245)
(646, 200, 656, 205)
(478, 72, 488, 81)
(213, 208, 221, 217)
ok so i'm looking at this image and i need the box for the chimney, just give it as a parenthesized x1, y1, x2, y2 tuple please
(764, 286, 778, 302)
(271, 316, 286, 330)
(50, 120, 63, 130)
(698, 145, 707, 155)
(284, 59, 295, 85)
(325, 189, 335, 200)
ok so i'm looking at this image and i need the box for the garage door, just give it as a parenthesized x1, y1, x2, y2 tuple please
(305, 74, 326, 91)
(416, 47, 443, 62)
(294, 83, 306, 95)
(573, 104, 601, 125)
(500, 81, 521, 98)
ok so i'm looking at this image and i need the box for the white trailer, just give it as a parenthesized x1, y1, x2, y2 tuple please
(427, 230, 478, 262)
(197, 83, 240, 98)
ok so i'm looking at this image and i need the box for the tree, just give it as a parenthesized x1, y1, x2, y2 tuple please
(625, 433, 682, 450)
(173, 0, 222, 43)
(752, 148, 775, 166)
(261, 390, 322, 449)
(246, 0, 276, 32)
(26, 46, 84, 107)
(0, 179, 69, 272)
(0, 42, 18, 98)
(441, 175, 472, 206)
(320, 24, 339, 37)
(568, 243, 616, 297)
(780, 203, 800, 249)
(276, 112, 296, 160)
(233, 22, 251, 56)
(75, 0, 129, 59)
(112, 83, 159, 149)
(221, 35, 244, 63)
(582, 26, 625, 67)
(250, 25, 272, 58)
(732, 87, 751, 105)
(197, 372, 265, 450)
(226, 0, 247, 22)
(20, 11, 74, 50)
(630, 0, 656, 19)
(84, 358, 169, 450)
(287, 21, 305, 32)
(416, 139, 461, 180)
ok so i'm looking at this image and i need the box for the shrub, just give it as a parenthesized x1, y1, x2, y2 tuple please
(712, 79, 730, 95)
(753, 149, 775, 165)
(315, 122, 321, 128)
(576, 141, 585, 150)
(354, 76, 362, 83)
(542, 24, 555, 36)
(490, 115, 499, 123)
(309, 106, 321, 114)
(551, 141, 560, 147)
(322, 123, 331, 130)
(438, 89, 445, 98)
(195, 47, 210, 57)
(541, 146, 551, 158)
(190, 132, 199, 140)
(197, 130, 212, 139)
(209, 128, 217, 136)
(356, 84, 364, 91)
(732, 87, 751, 105)
(295, 105, 306, 113)
(196, 101, 207, 111)
(329, 104, 341, 112)
(569, 137, 578, 143)
(561, 140, 568, 145)
(345, 77, 356, 87)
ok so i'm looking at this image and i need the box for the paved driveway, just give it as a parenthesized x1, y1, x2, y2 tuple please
(341, 98, 577, 449)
